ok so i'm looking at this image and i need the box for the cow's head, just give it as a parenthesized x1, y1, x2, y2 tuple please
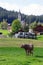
(21, 44, 24, 48)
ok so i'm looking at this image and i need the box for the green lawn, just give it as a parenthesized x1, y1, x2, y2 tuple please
(0, 47, 43, 65)
(37, 35, 43, 41)
(0, 29, 9, 35)
(0, 38, 43, 65)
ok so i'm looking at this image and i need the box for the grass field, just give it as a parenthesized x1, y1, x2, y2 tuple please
(0, 47, 43, 65)
(37, 35, 43, 41)
(0, 29, 9, 35)
(0, 36, 43, 65)
(0, 38, 43, 47)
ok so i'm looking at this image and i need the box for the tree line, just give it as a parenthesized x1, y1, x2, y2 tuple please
(0, 7, 43, 24)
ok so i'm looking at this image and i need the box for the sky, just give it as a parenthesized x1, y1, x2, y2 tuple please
(0, 0, 43, 15)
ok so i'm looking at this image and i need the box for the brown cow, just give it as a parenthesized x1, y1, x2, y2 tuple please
(21, 44, 34, 55)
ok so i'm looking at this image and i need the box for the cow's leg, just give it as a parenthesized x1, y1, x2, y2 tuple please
(30, 50, 33, 56)
(28, 50, 30, 55)
(25, 50, 28, 55)
(31, 51, 33, 56)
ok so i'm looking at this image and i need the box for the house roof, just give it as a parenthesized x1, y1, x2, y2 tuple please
(33, 25, 43, 32)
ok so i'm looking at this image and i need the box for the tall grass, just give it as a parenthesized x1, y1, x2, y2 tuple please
(0, 38, 43, 47)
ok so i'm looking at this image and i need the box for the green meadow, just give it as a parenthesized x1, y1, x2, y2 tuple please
(0, 38, 43, 65)
(0, 47, 43, 65)
(37, 35, 43, 41)
(0, 29, 9, 35)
